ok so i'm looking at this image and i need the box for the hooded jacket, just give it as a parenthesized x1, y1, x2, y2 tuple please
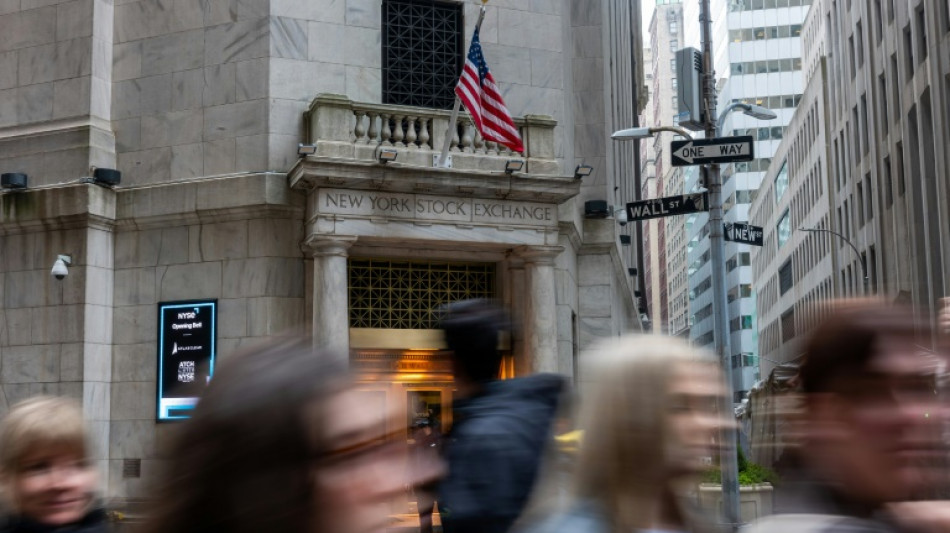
(439, 373, 566, 533)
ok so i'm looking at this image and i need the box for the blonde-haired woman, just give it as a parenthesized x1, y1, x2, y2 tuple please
(0, 396, 107, 533)
(521, 334, 729, 533)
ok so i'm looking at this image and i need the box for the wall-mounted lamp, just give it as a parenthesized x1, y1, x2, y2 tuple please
(1, 173, 27, 190)
(92, 168, 121, 186)
(377, 148, 398, 164)
(504, 160, 524, 174)
(573, 164, 594, 179)
(297, 143, 317, 156)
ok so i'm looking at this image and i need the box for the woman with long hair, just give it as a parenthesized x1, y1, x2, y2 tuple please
(521, 334, 729, 533)
(142, 337, 439, 533)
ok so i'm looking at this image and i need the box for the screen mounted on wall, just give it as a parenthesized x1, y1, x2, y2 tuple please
(157, 300, 217, 421)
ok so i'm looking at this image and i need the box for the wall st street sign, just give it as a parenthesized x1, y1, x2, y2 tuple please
(625, 192, 709, 222)
(670, 136, 755, 166)
(724, 222, 764, 246)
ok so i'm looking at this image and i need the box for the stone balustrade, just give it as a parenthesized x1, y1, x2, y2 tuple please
(304, 94, 559, 176)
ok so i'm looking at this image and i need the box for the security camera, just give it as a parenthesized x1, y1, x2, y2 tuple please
(51, 255, 71, 280)
(613, 205, 629, 226)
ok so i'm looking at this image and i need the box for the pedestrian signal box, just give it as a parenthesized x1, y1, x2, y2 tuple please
(676, 47, 705, 131)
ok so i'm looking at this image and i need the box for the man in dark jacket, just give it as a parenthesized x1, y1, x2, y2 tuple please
(438, 300, 566, 533)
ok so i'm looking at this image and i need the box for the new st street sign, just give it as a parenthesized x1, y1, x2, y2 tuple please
(626, 192, 709, 223)
(670, 135, 755, 166)
(724, 222, 764, 246)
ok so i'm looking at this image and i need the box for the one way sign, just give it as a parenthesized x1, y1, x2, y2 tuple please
(670, 136, 755, 166)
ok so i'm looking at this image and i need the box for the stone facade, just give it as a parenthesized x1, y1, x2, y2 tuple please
(0, 0, 645, 503)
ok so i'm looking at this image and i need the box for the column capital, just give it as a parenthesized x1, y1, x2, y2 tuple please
(515, 245, 564, 265)
(304, 235, 358, 257)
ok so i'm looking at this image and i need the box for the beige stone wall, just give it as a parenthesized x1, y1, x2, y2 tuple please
(0, 0, 116, 186)
(0, 174, 305, 499)
(111, 1, 273, 184)
(0, 184, 116, 488)
(107, 173, 305, 498)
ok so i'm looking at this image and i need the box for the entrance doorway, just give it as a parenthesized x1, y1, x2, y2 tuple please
(351, 349, 453, 524)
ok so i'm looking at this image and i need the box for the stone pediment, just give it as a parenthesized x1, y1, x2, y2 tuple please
(288, 158, 579, 205)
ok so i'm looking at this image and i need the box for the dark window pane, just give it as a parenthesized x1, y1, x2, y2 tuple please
(383, 0, 463, 109)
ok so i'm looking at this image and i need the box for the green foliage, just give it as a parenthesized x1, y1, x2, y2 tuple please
(701, 447, 778, 485)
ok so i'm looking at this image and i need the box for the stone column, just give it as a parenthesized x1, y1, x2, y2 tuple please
(518, 245, 564, 373)
(305, 235, 357, 358)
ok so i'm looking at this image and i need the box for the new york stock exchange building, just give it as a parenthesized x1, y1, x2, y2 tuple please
(0, 0, 646, 505)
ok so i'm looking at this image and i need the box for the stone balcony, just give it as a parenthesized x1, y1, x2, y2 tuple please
(288, 94, 577, 204)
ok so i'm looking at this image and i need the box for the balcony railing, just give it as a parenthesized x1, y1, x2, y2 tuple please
(303, 94, 559, 175)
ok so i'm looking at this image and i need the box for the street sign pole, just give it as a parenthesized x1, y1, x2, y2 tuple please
(700, 0, 740, 527)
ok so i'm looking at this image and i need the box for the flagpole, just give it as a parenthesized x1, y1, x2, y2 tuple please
(438, 4, 488, 168)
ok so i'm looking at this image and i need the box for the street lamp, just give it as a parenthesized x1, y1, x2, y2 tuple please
(718, 102, 778, 130)
(612, 126, 695, 140)
(798, 226, 869, 293)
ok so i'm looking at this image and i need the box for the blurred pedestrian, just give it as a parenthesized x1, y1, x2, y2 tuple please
(745, 303, 949, 533)
(0, 396, 108, 533)
(438, 300, 567, 533)
(142, 337, 440, 533)
(518, 334, 729, 533)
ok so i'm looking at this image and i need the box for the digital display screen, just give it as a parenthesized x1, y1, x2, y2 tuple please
(156, 300, 217, 421)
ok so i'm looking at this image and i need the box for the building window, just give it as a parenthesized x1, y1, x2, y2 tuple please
(848, 35, 856, 78)
(917, 6, 928, 63)
(896, 141, 906, 196)
(348, 259, 495, 328)
(874, 0, 884, 43)
(903, 24, 914, 77)
(883, 155, 893, 207)
(382, 0, 464, 110)
(856, 21, 864, 69)
(879, 75, 889, 135)
(742, 315, 753, 329)
(774, 160, 789, 202)
(857, 181, 865, 225)
(670, 39, 678, 51)
(779, 260, 793, 294)
(777, 210, 791, 248)
(781, 309, 796, 342)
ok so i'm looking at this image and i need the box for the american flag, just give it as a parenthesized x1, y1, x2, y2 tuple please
(455, 28, 524, 153)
